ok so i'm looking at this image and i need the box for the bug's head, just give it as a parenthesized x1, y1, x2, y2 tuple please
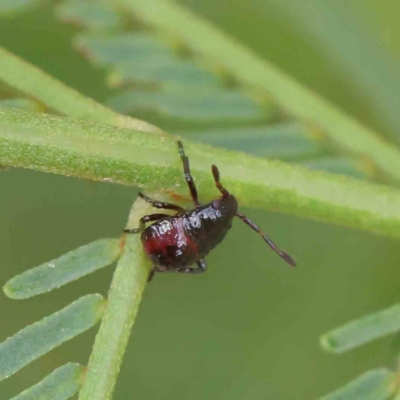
(212, 194, 238, 217)
(211, 164, 296, 267)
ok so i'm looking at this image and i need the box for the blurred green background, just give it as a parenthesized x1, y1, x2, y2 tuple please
(1, 1, 400, 399)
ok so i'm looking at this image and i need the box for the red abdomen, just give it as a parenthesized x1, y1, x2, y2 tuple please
(141, 203, 236, 270)
(141, 217, 198, 269)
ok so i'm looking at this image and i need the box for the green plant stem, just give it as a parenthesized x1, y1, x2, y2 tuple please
(120, 0, 400, 183)
(0, 46, 161, 133)
(2, 107, 400, 240)
(78, 199, 153, 400)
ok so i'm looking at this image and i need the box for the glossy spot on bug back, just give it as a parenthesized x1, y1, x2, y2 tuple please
(199, 206, 222, 221)
(188, 211, 201, 228)
(143, 218, 197, 259)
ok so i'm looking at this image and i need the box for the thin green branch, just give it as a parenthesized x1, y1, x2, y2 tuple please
(0, 46, 161, 133)
(2, 107, 400, 239)
(78, 199, 153, 400)
(120, 0, 400, 183)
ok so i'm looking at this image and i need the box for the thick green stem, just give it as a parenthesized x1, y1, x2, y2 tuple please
(78, 200, 153, 400)
(0, 46, 161, 133)
(2, 108, 400, 240)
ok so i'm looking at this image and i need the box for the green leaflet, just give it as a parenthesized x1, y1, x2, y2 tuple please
(8, 363, 85, 400)
(4, 238, 122, 299)
(181, 125, 365, 178)
(0, 294, 105, 380)
(76, 33, 271, 122)
(178, 123, 324, 160)
(321, 303, 400, 353)
(109, 58, 221, 87)
(55, 0, 122, 30)
(107, 89, 270, 121)
(300, 156, 366, 180)
(74, 33, 172, 65)
(317, 369, 396, 400)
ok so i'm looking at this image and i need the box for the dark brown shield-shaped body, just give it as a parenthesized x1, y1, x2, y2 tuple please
(124, 142, 295, 280)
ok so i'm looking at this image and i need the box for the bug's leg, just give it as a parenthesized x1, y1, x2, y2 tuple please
(211, 165, 230, 198)
(177, 141, 200, 206)
(124, 213, 170, 234)
(138, 192, 184, 212)
(236, 212, 296, 267)
(147, 268, 156, 282)
(177, 258, 207, 274)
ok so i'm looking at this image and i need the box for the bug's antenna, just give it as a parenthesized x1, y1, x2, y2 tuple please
(212, 165, 230, 198)
(236, 211, 296, 266)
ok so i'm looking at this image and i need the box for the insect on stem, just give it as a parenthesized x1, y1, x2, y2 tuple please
(124, 141, 296, 280)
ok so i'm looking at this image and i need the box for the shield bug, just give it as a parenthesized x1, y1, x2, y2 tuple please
(124, 141, 296, 280)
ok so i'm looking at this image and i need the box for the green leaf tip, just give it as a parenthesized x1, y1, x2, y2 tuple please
(320, 335, 338, 353)
(8, 362, 85, 400)
(0, 294, 105, 381)
(321, 303, 400, 354)
(3, 238, 123, 299)
(178, 123, 325, 161)
(107, 89, 268, 121)
(317, 369, 396, 400)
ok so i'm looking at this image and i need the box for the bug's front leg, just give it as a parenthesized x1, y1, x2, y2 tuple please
(124, 213, 170, 234)
(138, 192, 184, 212)
(147, 268, 156, 282)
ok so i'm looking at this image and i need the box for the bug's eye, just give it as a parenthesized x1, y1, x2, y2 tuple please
(212, 200, 221, 210)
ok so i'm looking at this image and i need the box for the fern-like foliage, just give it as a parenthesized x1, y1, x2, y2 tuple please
(54, 0, 374, 181)
(316, 305, 400, 399)
(0, 0, 379, 181)
(1, 1, 400, 400)
(0, 240, 119, 398)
